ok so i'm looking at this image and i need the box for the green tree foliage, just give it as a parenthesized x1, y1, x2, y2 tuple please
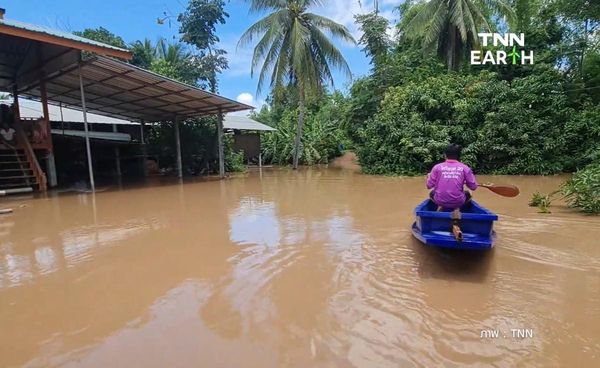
(582, 51, 600, 103)
(226, 148, 247, 173)
(355, 12, 390, 67)
(345, 0, 599, 178)
(147, 119, 216, 176)
(239, 0, 355, 169)
(153, 39, 205, 85)
(179, 0, 228, 49)
(129, 39, 156, 69)
(256, 92, 349, 165)
(561, 164, 600, 214)
(147, 117, 243, 175)
(346, 45, 444, 143)
(357, 70, 575, 175)
(398, 0, 515, 70)
(178, 0, 229, 92)
(564, 104, 600, 168)
(74, 27, 127, 49)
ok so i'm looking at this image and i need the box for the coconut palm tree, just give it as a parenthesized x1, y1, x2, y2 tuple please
(129, 38, 157, 69)
(239, 0, 356, 169)
(156, 38, 191, 66)
(400, 0, 514, 71)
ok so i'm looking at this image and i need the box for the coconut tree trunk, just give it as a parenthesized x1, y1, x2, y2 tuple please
(292, 85, 305, 170)
(447, 25, 456, 71)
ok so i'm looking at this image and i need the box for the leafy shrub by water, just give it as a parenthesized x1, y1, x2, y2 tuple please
(356, 71, 574, 176)
(259, 94, 349, 166)
(529, 192, 553, 213)
(226, 149, 246, 173)
(561, 164, 600, 214)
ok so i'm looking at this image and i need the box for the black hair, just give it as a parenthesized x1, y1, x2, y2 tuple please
(444, 144, 461, 160)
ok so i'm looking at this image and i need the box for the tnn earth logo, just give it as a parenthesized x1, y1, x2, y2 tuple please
(470, 33, 534, 65)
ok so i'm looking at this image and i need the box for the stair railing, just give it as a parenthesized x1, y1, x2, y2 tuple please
(15, 122, 47, 191)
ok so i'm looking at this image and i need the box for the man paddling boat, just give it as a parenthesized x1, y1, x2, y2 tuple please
(426, 144, 479, 241)
(427, 144, 478, 210)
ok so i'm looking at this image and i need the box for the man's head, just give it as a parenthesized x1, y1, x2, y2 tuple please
(444, 144, 462, 160)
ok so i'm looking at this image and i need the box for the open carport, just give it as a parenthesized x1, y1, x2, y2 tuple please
(0, 16, 252, 192)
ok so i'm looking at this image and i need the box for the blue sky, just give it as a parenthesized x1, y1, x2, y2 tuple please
(2, 0, 402, 109)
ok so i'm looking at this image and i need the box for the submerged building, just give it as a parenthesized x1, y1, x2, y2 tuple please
(0, 9, 252, 192)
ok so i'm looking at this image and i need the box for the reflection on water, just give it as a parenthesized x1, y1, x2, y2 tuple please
(229, 199, 281, 247)
(0, 168, 599, 367)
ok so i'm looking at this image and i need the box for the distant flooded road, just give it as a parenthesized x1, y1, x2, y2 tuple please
(1, 168, 599, 367)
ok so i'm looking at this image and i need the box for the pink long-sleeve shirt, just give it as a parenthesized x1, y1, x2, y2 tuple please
(427, 159, 478, 208)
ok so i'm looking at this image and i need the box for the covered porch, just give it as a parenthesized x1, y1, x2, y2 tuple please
(0, 16, 251, 193)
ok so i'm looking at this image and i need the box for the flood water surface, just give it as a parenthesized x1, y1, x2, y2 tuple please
(1, 168, 599, 367)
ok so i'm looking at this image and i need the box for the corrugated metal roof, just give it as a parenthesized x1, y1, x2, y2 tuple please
(0, 96, 138, 125)
(51, 129, 131, 142)
(20, 56, 253, 122)
(224, 115, 276, 131)
(0, 18, 130, 54)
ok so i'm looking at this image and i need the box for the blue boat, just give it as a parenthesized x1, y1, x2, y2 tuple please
(411, 199, 498, 250)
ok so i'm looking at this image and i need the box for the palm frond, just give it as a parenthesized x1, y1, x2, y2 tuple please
(465, 0, 491, 35)
(403, 0, 443, 38)
(304, 13, 356, 45)
(461, 0, 479, 43)
(248, 0, 287, 13)
(250, 11, 289, 72)
(238, 10, 286, 48)
(241, 0, 353, 95)
(256, 33, 285, 93)
(481, 0, 516, 25)
(268, 30, 292, 92)
(309, 26, 351, 80)
(423, 1, 449, 46)
(450, 0, 468, 42)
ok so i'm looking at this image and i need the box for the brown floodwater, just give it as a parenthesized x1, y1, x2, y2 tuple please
(1, 167, 599, 367)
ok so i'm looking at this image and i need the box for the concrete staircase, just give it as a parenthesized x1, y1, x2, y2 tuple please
(0, 148, 36, 191)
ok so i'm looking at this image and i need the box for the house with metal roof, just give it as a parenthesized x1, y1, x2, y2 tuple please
(223, 115, 275, 166)
(0, 9, 252, 193)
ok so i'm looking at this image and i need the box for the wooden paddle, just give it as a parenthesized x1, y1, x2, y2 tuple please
(480, 183, 520, 197)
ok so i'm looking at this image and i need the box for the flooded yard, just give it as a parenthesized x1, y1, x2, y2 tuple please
(1, 167, 599, 367)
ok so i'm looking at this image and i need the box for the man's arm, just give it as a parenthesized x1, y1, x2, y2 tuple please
(465, 167, 478, 191)
(426, 166, 439, 189)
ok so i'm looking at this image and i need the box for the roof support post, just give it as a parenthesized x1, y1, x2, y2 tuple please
(174, 116, 183, 179)
(140, 120, 147, 177)
(78, 61, 95, 192)
(40, 77, 57, 187)
(11, 83, 21, 122)
(40, 80, 50, 121)
(112, 124, 122, 179)
(217, 108, 225, 179)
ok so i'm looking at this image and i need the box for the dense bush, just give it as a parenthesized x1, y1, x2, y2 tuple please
(465, 69, 573, 175)
(564, 104, 600, 170)
(355, 76, 457, 175)
(346, 47, 444, 143)
(561, 164, 600, 214)
(148, 117, 216, 175)
(356, 70, 576, 175)
(226, 147, 247, 173)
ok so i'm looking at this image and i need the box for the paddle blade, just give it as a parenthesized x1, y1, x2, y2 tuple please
(482, 184, 520, 197)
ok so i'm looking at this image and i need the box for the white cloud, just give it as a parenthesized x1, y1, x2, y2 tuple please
(230, 92, 267, 116)
(236, 92, 254, 106)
